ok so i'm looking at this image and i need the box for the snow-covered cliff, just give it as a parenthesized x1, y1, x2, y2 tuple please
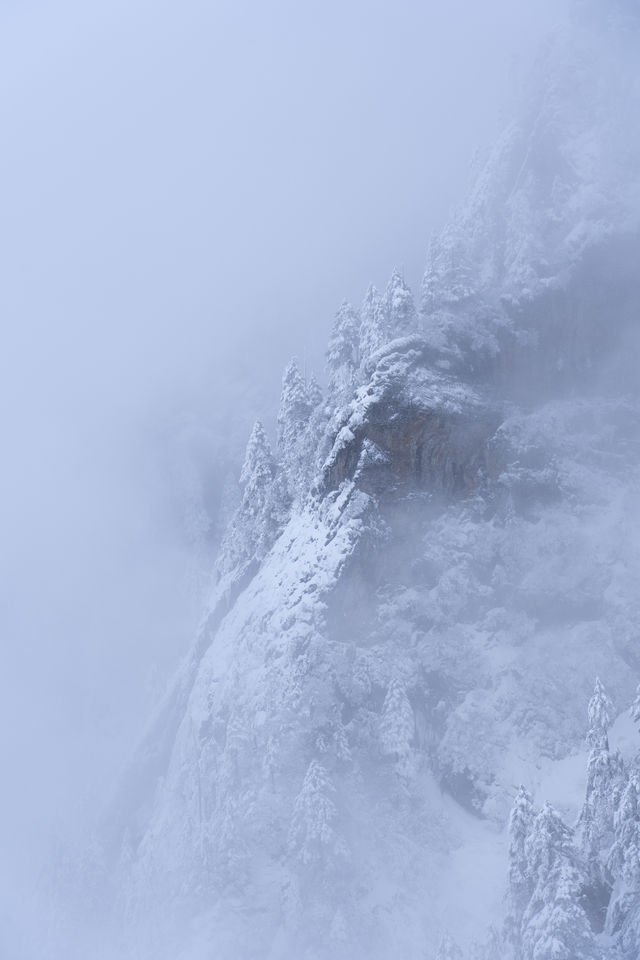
(58, 9, 640, 960)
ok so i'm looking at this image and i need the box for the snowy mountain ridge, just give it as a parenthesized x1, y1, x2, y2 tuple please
(51, 10, 640, 960)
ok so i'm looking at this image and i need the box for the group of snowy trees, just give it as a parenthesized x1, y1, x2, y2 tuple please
(434, 680, 640, 960)
(327, 268, 419, 401)
(502, 679, 640, 960)
(216, 360, 319, 577)
(217, 269, 419, 579)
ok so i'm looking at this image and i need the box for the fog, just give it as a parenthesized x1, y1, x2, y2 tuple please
(0, 0, 568, 955)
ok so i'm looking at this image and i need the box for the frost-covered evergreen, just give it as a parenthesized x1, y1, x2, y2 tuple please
(299, 371, 329, 493)
(379, 678, 414, 760)
(278, 359, 312, 455)
(359, 284, 387, 362)
(307, 372, 323, 411)
(326, 300, 361, 400)
(383, 267, 418, 338)
(500, 685, 640, 960)
(289, 760, 344, 869)
(577, 679, 624, 890)
(506, 786, 536, 957)
(605, 694, 640, 957)
(277, 358, 316, 499)
(521, 803, 597, 960)
(239, 420, 276, 509)
(630, 683, 640, 730)
(587, 678, 613, 748)
(217, 420, 288, 575)
(607, 772, 640, 948)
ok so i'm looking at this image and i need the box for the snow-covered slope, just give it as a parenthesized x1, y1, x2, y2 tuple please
(56, 9, 640, 960)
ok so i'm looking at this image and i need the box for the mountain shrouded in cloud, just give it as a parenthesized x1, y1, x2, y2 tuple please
(36, 5, 640, 959)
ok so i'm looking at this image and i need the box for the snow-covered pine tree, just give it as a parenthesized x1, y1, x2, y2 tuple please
(630, 683, 640, 730)
(240, 420, 276, 514)
(214, 469, 241, 545)
(277, 358, 315, 499)
(288, 760, 344, 869)
(606, 771, 640, 949)
(577, 678, 624, 904)
(521, 802, 598, 960)
(379, 678, 414, 761)
(505, 786, 536, 958)
(326, 300, 361, 401)
(359, 284, 387, 363)
(421, 227, 477, 314)
(383, 267, 418, 339)
(299, 372, 330, 493)
(587, 677, 613, 749)
(217, 420, 286, 576)
(278, 358, 312, 460)
(306, 372, 323, 411)
(605, 692, 640, 958)
(531, 862, 600, 960)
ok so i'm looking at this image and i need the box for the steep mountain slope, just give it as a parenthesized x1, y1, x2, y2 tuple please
(65, 9, 640, 960)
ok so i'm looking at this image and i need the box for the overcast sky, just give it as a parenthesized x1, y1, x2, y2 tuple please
(0, 0, 566, 921)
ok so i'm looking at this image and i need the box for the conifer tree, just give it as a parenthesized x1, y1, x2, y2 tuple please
(299, 372, 330, 492)
(277, 358, 315, 499)
(326, 300, 361, 400)
(506, 786, 536, 957)
(521, 803, 597, 960)
(379, 678, 414, 760)
(577, 678, 624, 887)
(607, 772, 640, 942)
(288, 760, 343, 867)
(278, 359, 312, 461)
(359, 285, 387, 362)
(306, 372, 323, 411)
(529, 862, 599, 960)
(383, 267, 418, 338)
(239, 420, 276, 516)
(587, 677, 613, 748)
(630, 683, 640, 730)
(217, 420, 287, 576)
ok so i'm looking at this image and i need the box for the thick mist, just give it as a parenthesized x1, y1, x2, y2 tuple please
(0, 1, 571, 957)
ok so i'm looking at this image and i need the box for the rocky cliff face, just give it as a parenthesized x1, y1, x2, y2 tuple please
(321, 338, 499, 499)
